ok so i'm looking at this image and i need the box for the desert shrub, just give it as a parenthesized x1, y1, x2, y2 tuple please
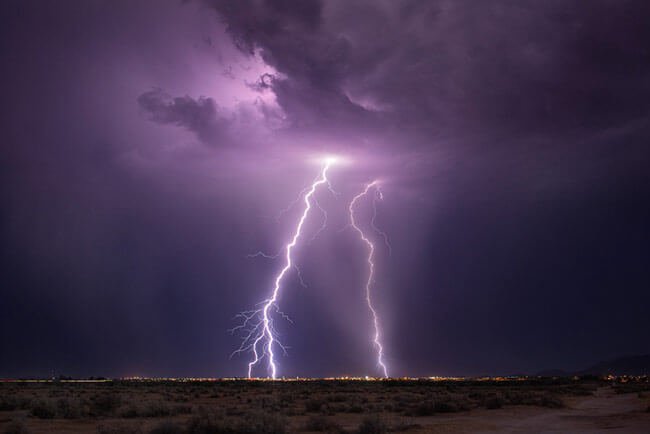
(340, 399, 365, 414)
(3, 420, 29, 434)
(540, 394, 564, 408)
(278, 394, 296, 406)
(568, 385, 596, 396)
(0, 396, 18, 411)
(92, 393, 122, 416)
(326, 394, 349, 403)
(19, 398, 34, 411)
(119, 405, 139, 418)
(253, 396, 279, 410)
(282, 407, 304, 417)
(394, 393, 419, 405)
(171, 394, 189, 403)
(173, 404, 193, 415)
(56, 397, 84, 418)
(503, 391, 527, 405)
(357, 415, 387, 434)
(413, 400, 436, 416)
(145, 402, 172, 417)
(484, 396, 503, 409)
(434, 400, 460, 413)
(387, 416, 420, 432)
(304, 415, 341, 432)
(186, 413, 238, 434)
(148, 421, 184, 434)
(186, 409, 287, 434)
(96, 422, 143, 434)
(30, 399, 56, 419)
(613, 382, 650, 394)
(240, 411, 288, 434)
(225, 406, 245, 416)
(306, 398, 325, 412)
(323, 402, 351, 416)
(115, 401, 189, 418)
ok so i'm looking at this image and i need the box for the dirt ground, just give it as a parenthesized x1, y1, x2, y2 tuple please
(409, 387, 650, 433)
(1, 378, 648, 433)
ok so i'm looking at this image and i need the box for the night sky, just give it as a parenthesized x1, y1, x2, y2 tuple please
(2, 0, 649, 379)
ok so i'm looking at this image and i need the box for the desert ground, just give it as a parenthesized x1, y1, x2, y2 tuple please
(1, 377, 648, 433)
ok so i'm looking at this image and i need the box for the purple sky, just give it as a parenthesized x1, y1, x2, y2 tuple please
(1, 0, 649, 378)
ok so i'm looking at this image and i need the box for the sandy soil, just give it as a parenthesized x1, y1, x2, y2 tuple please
(1, 382, 648, 433)
(411, 387, 650, 433)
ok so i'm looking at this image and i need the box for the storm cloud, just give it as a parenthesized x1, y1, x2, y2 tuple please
(138, 89, 228, 144)
(1, 0, 649, 378)
(206, 0, 650, 138)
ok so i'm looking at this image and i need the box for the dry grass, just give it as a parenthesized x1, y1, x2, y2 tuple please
(0, 377, 641, 433)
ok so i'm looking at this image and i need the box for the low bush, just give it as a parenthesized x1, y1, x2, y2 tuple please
(115, 401, 191, 418)
(345, 402, 365, 413)
(239, 411, 287, 434)
(3, 420, 29, 434)
(304, 415, 341, 432)
(306, 398, 325, 412)
(387, 416, 420, 432)
(56, 397, 84, 418)
(186, 410, 287, 434)
(484, 396, 503, 409)
(0, 396, 18, 412)
(434, 400, 460, 413)
(96, 422, 143, 434)
(30, 400, 56, 419)
(540, 394, 564, 408)
(412, 400, 435, 416)
(92, 393, 122, 416)
(119, 405, 139, 418)
(357, 415, 387, 434)
(148, 421, 184, 434)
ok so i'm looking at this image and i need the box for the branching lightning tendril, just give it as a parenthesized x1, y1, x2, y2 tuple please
(233, 160, 333, 378)
(371, 190, 392, 257)
(349, 181, 389, 378)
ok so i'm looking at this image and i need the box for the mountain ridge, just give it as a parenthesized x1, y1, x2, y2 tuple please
(536, 354, 650, 376)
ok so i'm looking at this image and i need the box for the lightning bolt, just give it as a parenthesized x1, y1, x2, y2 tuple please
(233, 159, 334, 378)
(349, 181, 389, 378)
(371, 190, 392, 257)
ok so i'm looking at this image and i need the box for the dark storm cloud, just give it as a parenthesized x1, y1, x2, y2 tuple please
(1, 0, 650, 379)
(207, 0, 378, 131)
(138, 89, 227, 144)
(207, 0, 650, 140)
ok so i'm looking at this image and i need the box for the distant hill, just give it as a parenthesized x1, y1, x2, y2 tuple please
(536, 355, 650, 377)
(578, 355, 650, 376)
